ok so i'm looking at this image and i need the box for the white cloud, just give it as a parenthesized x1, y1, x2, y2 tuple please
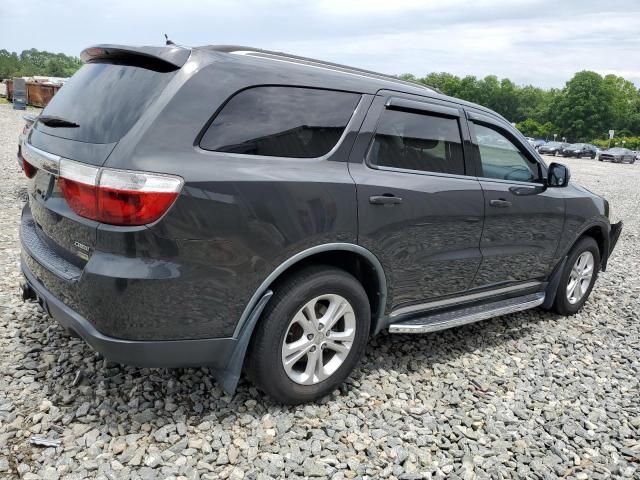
(1, 0, 638, 87)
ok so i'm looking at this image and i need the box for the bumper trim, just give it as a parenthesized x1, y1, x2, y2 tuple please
(21, 258, 236, 370)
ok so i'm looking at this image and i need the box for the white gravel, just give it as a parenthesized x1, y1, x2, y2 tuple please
(1, 102, 639, 479)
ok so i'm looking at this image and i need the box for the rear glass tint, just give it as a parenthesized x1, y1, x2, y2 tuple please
(200, 86, 360, 158)
(35, 63, 175, 144)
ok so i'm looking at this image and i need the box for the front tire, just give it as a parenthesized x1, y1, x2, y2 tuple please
(552, 237, 600, 316)
(246, 266, 370, 404)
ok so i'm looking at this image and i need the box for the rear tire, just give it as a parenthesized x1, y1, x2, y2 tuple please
(552, 237, 600, 316)
(246, 266, 370, 404)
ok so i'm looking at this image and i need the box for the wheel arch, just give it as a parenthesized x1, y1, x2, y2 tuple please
(234, 243, 388, 339)
(543, 222, 608, 310)
(559, 221, 609, 271)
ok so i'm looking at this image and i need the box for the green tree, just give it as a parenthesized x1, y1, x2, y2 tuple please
(0, 49, 82, 79)
(552, 71, 615, 141)
(603, 74, 640, 132)
(0, 49, 21, 79)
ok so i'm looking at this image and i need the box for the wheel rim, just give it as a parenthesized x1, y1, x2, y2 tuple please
(566, 251, 595, 304)
(281, 294, 356, 385)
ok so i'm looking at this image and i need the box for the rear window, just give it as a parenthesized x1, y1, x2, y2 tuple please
(35, 63, 175, 144)
(368, 109, 465, 175)
(200, 86, 360, 158)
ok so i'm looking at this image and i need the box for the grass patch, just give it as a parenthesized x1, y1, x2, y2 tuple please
(0, 97, 9, 105)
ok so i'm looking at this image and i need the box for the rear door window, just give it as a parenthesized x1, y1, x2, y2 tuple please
(35, 63, 176, 144)
(367, 109, 465, 175)
(200, 86, 360, 158)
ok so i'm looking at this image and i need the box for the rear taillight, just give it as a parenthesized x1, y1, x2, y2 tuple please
(58, 159, 183, 226)
(19, 147, 38, 178)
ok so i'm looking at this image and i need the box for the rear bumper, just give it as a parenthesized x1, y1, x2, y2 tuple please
(21, 258, 237, 369)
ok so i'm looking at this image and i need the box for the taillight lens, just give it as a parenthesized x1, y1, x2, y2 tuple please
(19, 148, 38, 178)
(57, 159, 183, 226)
(59, 160, 100, 218)
(97, 170, 182, 225)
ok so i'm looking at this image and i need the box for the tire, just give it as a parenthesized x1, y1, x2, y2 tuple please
(552, 237, 600, 316)
(591, 154, 596, 159)
(246, 266, 370, 404)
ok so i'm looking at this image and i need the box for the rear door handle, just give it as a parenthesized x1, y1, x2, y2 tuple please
(489, 199, 512, 208)
(369, 194, 403, 205)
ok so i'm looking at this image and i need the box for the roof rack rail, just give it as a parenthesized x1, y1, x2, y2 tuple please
(200, 45, 438, 93)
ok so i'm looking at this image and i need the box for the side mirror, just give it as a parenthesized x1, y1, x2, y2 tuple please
(547, 162, 570, 187)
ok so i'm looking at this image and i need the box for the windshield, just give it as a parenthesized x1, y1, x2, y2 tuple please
(35, 62, 176, 144)
(545, 142, 561, 147)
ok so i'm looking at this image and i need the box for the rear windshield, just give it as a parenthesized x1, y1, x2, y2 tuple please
(35, 63, 175, 144)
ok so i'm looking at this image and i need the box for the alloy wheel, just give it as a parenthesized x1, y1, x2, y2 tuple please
(566, 251, 595, 304)
(281, 294, 356, 385)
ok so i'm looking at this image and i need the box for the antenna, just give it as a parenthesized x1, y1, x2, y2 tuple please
(164, 34, 175, 46)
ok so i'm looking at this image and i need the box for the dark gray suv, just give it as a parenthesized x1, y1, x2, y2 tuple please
(19, 45, 622, 404)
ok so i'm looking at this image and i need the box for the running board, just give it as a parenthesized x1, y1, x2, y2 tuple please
(388, 292, 545, 334)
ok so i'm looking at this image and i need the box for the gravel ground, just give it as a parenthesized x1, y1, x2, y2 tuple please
(0, 102, 639, 480)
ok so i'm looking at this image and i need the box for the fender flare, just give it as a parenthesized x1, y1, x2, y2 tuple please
(233, 243, 388, 338)
(216, 243, 388, 395)
(561, 220, 610, 269)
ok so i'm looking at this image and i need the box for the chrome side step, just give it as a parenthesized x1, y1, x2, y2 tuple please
(388, 292, 545, 334)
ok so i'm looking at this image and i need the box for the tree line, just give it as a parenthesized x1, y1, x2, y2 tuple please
(0, 49, 82, 80)
(2, 49, 639, 148)
(401, 71, 640, 148)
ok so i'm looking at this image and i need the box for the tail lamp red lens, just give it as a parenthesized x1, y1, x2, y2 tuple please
(57, 159, 183, 226)
(19, 148, 38, 179)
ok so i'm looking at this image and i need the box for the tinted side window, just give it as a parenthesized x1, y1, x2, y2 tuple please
(368, 109, 465, 175)
(471, 123, 541, 182)
(200, 87, 360, 158)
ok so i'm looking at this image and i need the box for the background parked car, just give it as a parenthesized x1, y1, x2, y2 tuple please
(538, 141, 568, 156)
(532, 139, 546, 150)
(562, 143, 598, 159)
(599, 147, 636, 163)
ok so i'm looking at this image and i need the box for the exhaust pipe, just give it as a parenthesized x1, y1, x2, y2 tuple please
(21, 282, 36, 302)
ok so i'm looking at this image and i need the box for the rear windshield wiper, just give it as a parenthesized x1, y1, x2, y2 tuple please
(38, 115, 80, 128)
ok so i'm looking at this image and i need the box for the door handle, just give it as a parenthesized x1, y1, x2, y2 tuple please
(489, 199, 512, 208)
(369, 194, 403, 205)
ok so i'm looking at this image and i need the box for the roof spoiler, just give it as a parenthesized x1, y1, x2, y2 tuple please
(80, 44, 191, 72)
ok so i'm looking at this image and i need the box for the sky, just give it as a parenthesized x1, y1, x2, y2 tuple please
(1, 0, 639, 88)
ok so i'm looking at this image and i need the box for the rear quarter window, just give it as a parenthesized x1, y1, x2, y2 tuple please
(199, 86, 361, 158)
